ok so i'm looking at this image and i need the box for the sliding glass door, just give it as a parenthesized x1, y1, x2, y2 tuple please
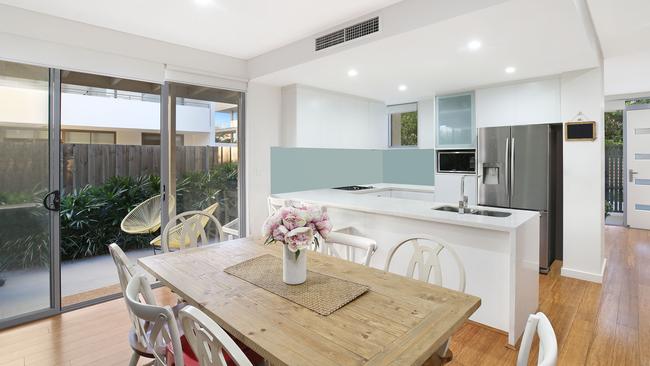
(0, 60, 246, 329)
(163, 83, 245, 239)
(59, 71, 163, 307)
(0, 60, 59, 326)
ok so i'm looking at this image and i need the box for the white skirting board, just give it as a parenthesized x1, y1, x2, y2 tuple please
(560, 258, 607, 283)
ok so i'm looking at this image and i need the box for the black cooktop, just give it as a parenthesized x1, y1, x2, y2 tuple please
(333, 185, 374, 191)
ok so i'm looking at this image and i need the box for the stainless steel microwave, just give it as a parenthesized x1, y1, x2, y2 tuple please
(437, 150, 476, 173)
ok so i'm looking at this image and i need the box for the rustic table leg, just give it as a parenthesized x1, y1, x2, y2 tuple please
(422, 343, 453, 366)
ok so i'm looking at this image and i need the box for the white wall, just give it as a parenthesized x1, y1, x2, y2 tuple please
(246, 83, 282, 238)
(604, 50, 650, 97)
(475, 77, 561, 127)
(281, 85, 387, 149)
(560, 68, 605, 282)
(0, 85, 48, 125)
(473, 69, 605, 283)
(280, 85, 298, 147)
(0, 86, 214, 143)
(281, 86, 433, 150)
(61, 94, 212, 134)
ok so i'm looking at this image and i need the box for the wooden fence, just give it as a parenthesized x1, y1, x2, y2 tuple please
(0, 141, 49, 195)
(61, 144, 237, 193)
(0, 142, 237, 195)
(605, 145, 624, 212)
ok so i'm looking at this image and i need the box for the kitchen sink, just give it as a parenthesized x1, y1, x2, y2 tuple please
(433, 205, 512, 218)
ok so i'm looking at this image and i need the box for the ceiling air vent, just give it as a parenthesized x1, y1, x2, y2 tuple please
(315, 16, 379, 51)
(315, 29, 345, 51)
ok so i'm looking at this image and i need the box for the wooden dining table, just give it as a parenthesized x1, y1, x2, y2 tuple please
(138, 238, 480, 366)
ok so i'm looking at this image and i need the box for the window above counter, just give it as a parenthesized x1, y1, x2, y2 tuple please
(387, 103, 418, 148)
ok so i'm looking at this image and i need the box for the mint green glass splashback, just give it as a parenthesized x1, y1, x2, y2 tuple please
(271, 147, 435, 193)
(382, 149, 435, 185)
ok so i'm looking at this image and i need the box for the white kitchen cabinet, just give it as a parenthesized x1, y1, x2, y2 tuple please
(475, 78, 561, 128)
(436, 92, 475, 149)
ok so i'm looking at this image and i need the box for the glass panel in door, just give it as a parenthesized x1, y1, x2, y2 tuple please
(626, 107, 650, 230)
(60, 71, 161, 307)
(169, 84, 242, 242)
(0, 60, 53, 322)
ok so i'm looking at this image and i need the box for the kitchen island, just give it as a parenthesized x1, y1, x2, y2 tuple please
(275, 183, 539, 346)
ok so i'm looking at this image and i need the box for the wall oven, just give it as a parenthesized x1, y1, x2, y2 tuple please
(437, 150, 476, 173)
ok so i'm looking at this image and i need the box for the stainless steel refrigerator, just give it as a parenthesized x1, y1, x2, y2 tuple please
(478, 124, 563, 273)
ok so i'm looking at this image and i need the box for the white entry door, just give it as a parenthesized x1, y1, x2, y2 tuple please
(626, 107, 650, 230)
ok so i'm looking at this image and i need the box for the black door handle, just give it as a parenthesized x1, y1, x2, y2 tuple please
(43, 190, 60, 211)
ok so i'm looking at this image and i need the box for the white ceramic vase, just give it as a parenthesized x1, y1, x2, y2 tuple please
(282, 245, 307, 285)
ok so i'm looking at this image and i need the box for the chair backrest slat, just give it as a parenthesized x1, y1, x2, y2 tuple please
(268, 196, 301, 216)
(517, 312, 558, 366)
(384, 235, 465, 292)
(162, 207, 224, 252)
(179, 305, 254, 366)
(322, 230, 377, 267)
(109, 243, 156, 349)
(125, 274, 184, 366)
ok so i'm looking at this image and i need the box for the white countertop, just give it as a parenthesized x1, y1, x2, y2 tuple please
(275, 183, 539, 232)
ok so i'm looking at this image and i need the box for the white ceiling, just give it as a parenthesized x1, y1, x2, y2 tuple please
(0, 0, 403, 59)
(253, 0, 600, 104)
(587, 0, 650, 58)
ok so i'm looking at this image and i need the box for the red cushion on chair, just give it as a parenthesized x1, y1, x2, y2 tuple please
(166, 335, 264, 366)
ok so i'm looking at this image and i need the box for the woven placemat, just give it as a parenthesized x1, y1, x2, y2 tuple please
(224, 254, 369, 316)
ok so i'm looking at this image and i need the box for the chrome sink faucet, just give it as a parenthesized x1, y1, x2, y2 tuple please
(459, 175, 474, 214)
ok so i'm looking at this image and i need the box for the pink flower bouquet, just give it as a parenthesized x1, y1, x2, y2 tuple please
(262, 203, 332, 259)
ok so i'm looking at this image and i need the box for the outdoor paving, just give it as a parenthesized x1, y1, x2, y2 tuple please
(0, 248, 153, 321)
(605, 212, 624, 226)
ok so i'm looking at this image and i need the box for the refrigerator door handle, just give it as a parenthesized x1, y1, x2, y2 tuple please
(511, 137, 516, 199)
(505, 137, 510, 198)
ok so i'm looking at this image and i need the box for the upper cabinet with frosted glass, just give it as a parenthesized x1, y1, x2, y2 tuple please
(436, 92, 475, 149)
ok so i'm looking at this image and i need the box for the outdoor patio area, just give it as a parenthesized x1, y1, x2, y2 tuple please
(605, 212, 624, 226)
(0, 248, 153, 320)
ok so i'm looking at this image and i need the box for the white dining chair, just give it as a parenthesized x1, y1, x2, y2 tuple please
(384, 234, 466, 362)
(517, 312, 558, 366)
(384, 234, 466, 292)
(223, 218, 240, 240)
(179, 305, 254, 366)
(110, 243, 163, 366)
(124, 274, 184, 366)
(267, 196, 296, 215)
(162, 210, 225, 252)
(322, 229, 377, 266)
(109, 243, 138, 293)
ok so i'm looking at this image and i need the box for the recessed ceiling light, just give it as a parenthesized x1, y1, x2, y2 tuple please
(505, 66, 516, 74)
(398, 84, 408, 92)
(194, 0, 214, 6)
(347, 69, 358, 77)
(467, 40, 482, 51)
